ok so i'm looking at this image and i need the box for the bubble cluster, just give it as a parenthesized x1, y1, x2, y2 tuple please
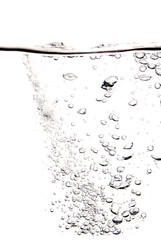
(23, 49, 161, 237)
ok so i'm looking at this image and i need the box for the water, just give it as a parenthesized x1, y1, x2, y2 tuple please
(4, 42, 161, 236)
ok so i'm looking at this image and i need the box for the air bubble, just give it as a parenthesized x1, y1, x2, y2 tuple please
(99, 160, 108, 167)
(79, 148, 86, 153)
(106, 197, 113, 203)
(139, 58, 148, 65)
(151, 155, 161, 161)
(102, 142, 109, 147)
(109, 150, 116, 156)
(98, 134, 104, 138)
(122, 154, 133, 160)
(147, 145, 154, 151)
(50, 208, 54, 213)
(148, 63, 156, 69)
(115, 53, 121, 59)
(128, 99, 138, 106)
(68, 103, 74, 108)
(155, 65, 161, 76)
(129, 200, 136, 207)
(91, 147, 98, 154)
(150, 53, 158, 60)
(122, 211, 130, 218)
(136, 191, 141, 196)
(113, 228, 121, 235)
(129, 207, 139, 215)
(112, 134, 120, 140)
(147, 168, 152, 174)
(110, 114, 119, 122)
(65, 181, 72, 187)
(104, 92, 112, 98)
(101, 76, 118, 90)
(93, 65, 97, 70)
(112, 216, 123, 224)
(63, 73, 77, 81)
(118, 181, 130, 189)
(114, 174, 123, 181)
(140, 212, 147, 219)
(135, 180, 141, 185)
(124, 142, 133, 149)
(117, 166, 125, 173)
(110, 203, 120, 215)
(139, 65, 147, 72)
(135, 52, 145, 59)
(157, 52, 161, 58)
(126, 174, 133, 180)
(100, 120, 107, 125)
(121, 135, 127, 140)
(138, 75, 152, 81)
(77, 108, 87, 115)
(154, 82, 161, 89)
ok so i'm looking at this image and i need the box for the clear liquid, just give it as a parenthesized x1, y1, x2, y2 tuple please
(20, 44, 161, 236)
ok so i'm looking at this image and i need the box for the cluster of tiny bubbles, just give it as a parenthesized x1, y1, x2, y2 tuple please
(22, 48, 161, 237)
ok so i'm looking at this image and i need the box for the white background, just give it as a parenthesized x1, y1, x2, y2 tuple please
(0, 0, 161, 48)
(0, 1, 161, 240)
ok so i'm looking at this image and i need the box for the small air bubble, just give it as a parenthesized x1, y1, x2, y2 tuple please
(113, 228, 121, 235)
(147, 145, 154, 151)
(54, 56, 59, 60)
(93, 65, 97, 70)
(141, 212, 147, 219)
(109, 113, 119, 121)
(138, 75, 152, 81)
(157, 52, 161, 58)
(117, 166, 125, 173)
(100, 120, 107, 125)
(154, 82, 161, 89)
(77, 108, 87, 115)
(122, 154, 133, 160)
(98, 134, 104, 138)
(91, 147, 98, 154)
(68, 103, 74, 108)
(139, 65, 147, 72)
(148, 63, 156, 69)
(65, 181, 72, 187)
(112, 134, 120, 140)
(155, 65, 161, 76)
(106, 197, 113, 203)
(129, 207, 139, 215)
(63, 73, 77, 81)
(101, 76, 118, 90)
(121, 135, 127, 140)
(104, 92, 112, 98)
(139, 58, 148, 65)
(109, 150, 116, 156)
(135, 179, 141, 185)
(79, 148, 86, 153)
(135, 52, 145, 59)
(124, 142, 133, 149)
(150, 53, 158, 60)
(50, 208, 54, 213)
(112, 216, 123, 224)
(122, 210, 129, 217)
(115, 53, 121, 59)
(102, 142, 109, 147)
(110, 203, 120, 215)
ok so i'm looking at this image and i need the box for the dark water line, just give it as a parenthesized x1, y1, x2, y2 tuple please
(0, 46, 161, 55)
